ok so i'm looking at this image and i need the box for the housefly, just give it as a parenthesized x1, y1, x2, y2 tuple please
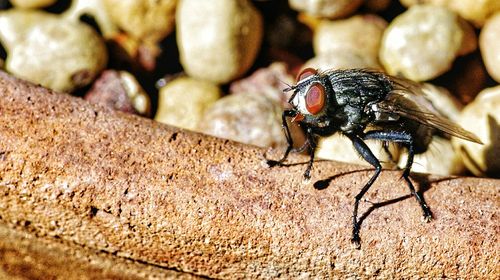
(267, 68, 482, 247)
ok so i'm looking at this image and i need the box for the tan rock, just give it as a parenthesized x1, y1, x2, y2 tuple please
(155, 77, 221, 131)
(4, 17, 107, 93)
(453, 86, 500, 177)
(63, 0, 118, 39)
(317, 134, 400, 169)
(314, 15, 387, 62)
(9, 0, 56, 8)
(379, 5, 476, 81)
(103, 0, 177, 43)
(400, 0, 500, 27)
(289, 0, 363, 19)
(0, 9, 57, 50)
(0, 224, 194, 279)
(177, 0, 263, 84)
(198, 93, 285, 148)
(304, 51, 381, 72)
(480, 12, 500, 83)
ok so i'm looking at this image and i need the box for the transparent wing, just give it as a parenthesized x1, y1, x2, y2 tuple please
(376, 75, 483, 144)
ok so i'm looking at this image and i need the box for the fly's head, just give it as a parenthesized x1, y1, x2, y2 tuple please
(286, 68, 331, 126)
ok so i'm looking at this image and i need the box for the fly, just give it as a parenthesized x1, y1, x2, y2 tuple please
(267, 68, 482, 248)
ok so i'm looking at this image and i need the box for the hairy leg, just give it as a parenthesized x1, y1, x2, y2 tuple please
(346, 133, 382, 247)
(364, 131, 432, 220)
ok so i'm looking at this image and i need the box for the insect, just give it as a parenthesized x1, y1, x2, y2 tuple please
(267, 68, 482, 247)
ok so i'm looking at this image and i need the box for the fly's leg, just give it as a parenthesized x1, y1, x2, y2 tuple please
(303, 128, 317, 180)
(400, 137, 433, 222)
(382, 141, 396, 165)
(364, 131, 432, 221)
(268, 117, 316, 181)
(346, 134, 382, 248)
(267, 109, 302, 167)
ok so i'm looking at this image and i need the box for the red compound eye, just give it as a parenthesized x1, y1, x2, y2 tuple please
(296, 67, 317, 82)
(305, 83, 326, 115)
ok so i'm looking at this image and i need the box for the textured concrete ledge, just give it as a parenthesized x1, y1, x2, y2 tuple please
(0, 71, 498, 279)
(0, 223, 198, 279)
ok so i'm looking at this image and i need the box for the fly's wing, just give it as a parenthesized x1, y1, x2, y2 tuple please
(376, 76, 483, 144)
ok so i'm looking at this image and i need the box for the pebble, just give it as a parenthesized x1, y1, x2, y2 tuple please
(0, 9, 55, 50)
(313, 14, 387, 62)
(288, 0, 362, 19)
(102, 0, 177, 43)
(176, 0, 263, 84)
(85, 70, 151, 116)
(2, 11, 107, 93)
(453, 86, 500, 177)
(316, 135, 400, 169)
(9, 0, 56, 8)
(480, 12, 500, 83)
(198, 93, 285, 148)
(304, 51, 381, 72)
(155, 77, 222, 131)
(63, 0, 118, 39)
(400, 0, 500, 27)
(379, 5, 476, 81)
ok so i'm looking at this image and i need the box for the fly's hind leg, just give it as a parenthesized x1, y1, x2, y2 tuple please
(346, 133, 382, 248)
(400, 137, 433, 222)
(382, 141, 397, 166)
(364, 131, 432, 221)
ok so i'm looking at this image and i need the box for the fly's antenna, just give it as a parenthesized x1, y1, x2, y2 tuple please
(279, 79, 295, 93)
(278, 79, 298, 104)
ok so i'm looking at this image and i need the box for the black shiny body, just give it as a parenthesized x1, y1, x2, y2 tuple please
(300, 69, 433, 154)
(303, 69, 391, 133)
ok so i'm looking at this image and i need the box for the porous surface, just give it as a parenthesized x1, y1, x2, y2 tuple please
(0, 223, 197, 279)
(0, 71, 498, 278)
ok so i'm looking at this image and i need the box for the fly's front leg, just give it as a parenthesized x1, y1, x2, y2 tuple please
(267, 109, 304, 167)
(303, 128, 317, 180)
(364, 131, 432, 221)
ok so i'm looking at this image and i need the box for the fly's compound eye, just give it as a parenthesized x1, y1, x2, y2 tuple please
(305, 82, 326, 115)
(297, 67, 318, 82)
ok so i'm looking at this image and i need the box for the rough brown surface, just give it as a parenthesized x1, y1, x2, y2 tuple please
(0, 71, 499, 278)
(0, 223, 198, 279)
